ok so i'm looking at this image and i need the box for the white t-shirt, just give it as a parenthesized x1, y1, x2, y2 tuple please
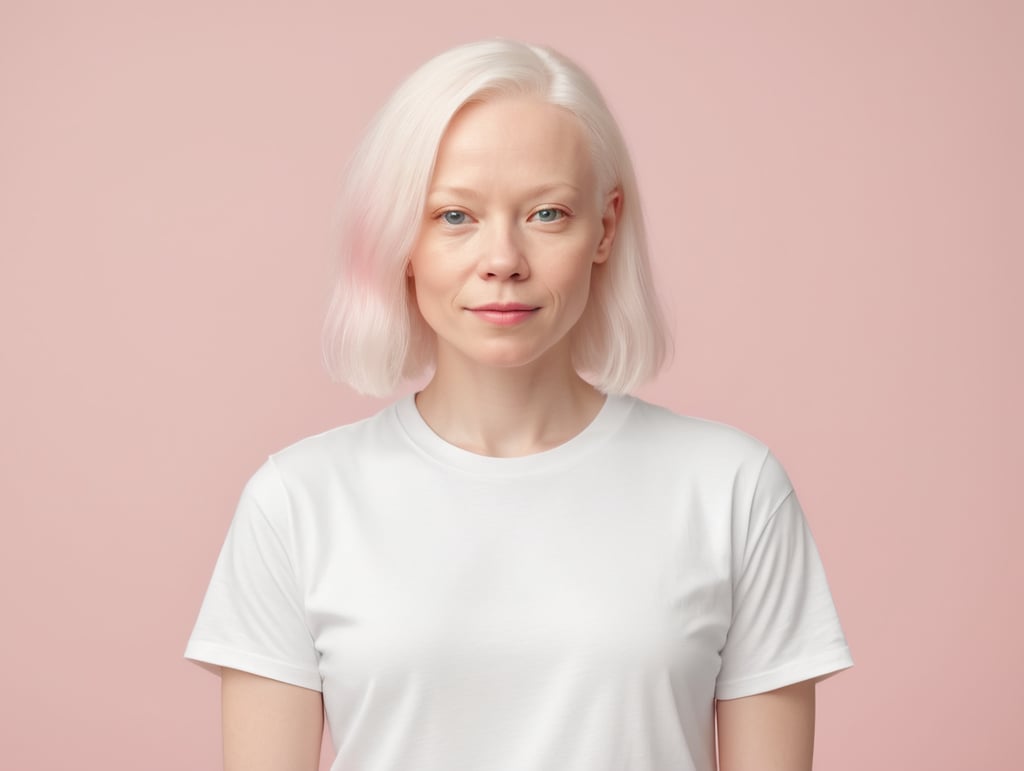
(184, 393, 853, 771)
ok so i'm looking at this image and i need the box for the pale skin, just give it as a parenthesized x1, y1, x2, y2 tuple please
(221, 95, 818, 769)
(406, 94, 615, 456)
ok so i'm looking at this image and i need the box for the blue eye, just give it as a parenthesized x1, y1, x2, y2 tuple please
(442, 210, 467, 225)
(532, 208, 565, 223)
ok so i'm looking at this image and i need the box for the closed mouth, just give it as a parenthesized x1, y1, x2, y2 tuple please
(468, 304, 540, 312)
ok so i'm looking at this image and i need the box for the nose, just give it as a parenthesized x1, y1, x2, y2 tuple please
(477, 220, 529, 281)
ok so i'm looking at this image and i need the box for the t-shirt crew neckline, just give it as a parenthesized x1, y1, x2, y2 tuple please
(393, 391, 636, 477)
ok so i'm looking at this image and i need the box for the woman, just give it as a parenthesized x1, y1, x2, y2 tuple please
(185, 39, 853, 771)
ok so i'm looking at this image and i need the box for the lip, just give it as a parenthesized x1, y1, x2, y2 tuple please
(468, 303, 540, 312)
(466, 303, 540, 327)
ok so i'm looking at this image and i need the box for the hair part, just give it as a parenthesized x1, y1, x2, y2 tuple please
(322, 38, 671, 396)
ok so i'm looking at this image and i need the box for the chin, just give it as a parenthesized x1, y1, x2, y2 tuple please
(465, 339, 568, 371)
(472, 351, 545, 370)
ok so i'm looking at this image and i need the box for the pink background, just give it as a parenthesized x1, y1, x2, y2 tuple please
(3, 1, 1020, 769)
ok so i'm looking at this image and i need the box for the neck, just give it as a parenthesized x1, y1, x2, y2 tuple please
(414, 344, 607, 458)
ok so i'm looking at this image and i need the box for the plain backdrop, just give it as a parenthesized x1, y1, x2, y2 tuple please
(2, 1, 1020, 769)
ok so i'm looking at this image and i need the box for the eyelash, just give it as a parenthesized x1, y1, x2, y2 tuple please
(436, 207, 569, 226)
(531, 207, 568, 223)
(438, 210, 471, 226)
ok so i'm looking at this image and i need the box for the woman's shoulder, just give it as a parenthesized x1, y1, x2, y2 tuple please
(623, 395, 772, 461)
(621, 396, 793, 507)
(254, 399, 404, 485)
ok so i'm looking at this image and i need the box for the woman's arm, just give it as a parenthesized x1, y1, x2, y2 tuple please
(221, 667, 324, 771)
(716, 679, 816, 771)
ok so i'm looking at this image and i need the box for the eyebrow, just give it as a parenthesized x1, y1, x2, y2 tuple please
(427, 182, 581, 199)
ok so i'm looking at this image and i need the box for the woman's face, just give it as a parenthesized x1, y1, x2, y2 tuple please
(407, 95, 619, 374)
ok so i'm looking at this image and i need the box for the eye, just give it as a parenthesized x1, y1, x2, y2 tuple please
(530, 208, 567, 223)
(440, 210, 470, 226)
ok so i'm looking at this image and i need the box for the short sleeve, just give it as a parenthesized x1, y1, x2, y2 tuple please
(715, 451, 854, 700)
(183, 458, 322, 691)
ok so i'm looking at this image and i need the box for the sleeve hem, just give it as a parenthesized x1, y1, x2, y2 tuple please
(184, 640, 323, 692)
(714, 646, 854, 701)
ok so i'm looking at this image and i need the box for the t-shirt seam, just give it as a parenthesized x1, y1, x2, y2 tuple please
(251, 456, 298, 576)
(732, 447, 796, 597)
(392, 396, 635, 479)
(715, 645, 853, 691)
(186, 639, 322, 683)
(259, 455, 317, 646)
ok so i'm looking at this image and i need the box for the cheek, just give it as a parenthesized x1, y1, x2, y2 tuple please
(409, 275, 448, 334)
(410, 268, 443, 310)
(548, 245, 598, 298)
(409, 249, 464, 318)
(408, 233, 471, 287)
(411, 263, 455, 298)
(408, 244, 445, 289)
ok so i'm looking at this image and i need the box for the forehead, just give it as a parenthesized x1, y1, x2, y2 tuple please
(429, 96, 596, 193)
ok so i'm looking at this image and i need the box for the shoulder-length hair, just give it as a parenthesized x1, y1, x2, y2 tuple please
(322, 38, 671, 396)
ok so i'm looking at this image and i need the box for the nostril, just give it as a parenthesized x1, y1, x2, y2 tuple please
(483, 269, 525, 279)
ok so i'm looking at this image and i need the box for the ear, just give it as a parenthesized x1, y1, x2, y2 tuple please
(594, 186, 622, 265)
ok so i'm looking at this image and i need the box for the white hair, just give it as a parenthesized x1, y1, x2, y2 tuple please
(322, 38, 670, 396)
